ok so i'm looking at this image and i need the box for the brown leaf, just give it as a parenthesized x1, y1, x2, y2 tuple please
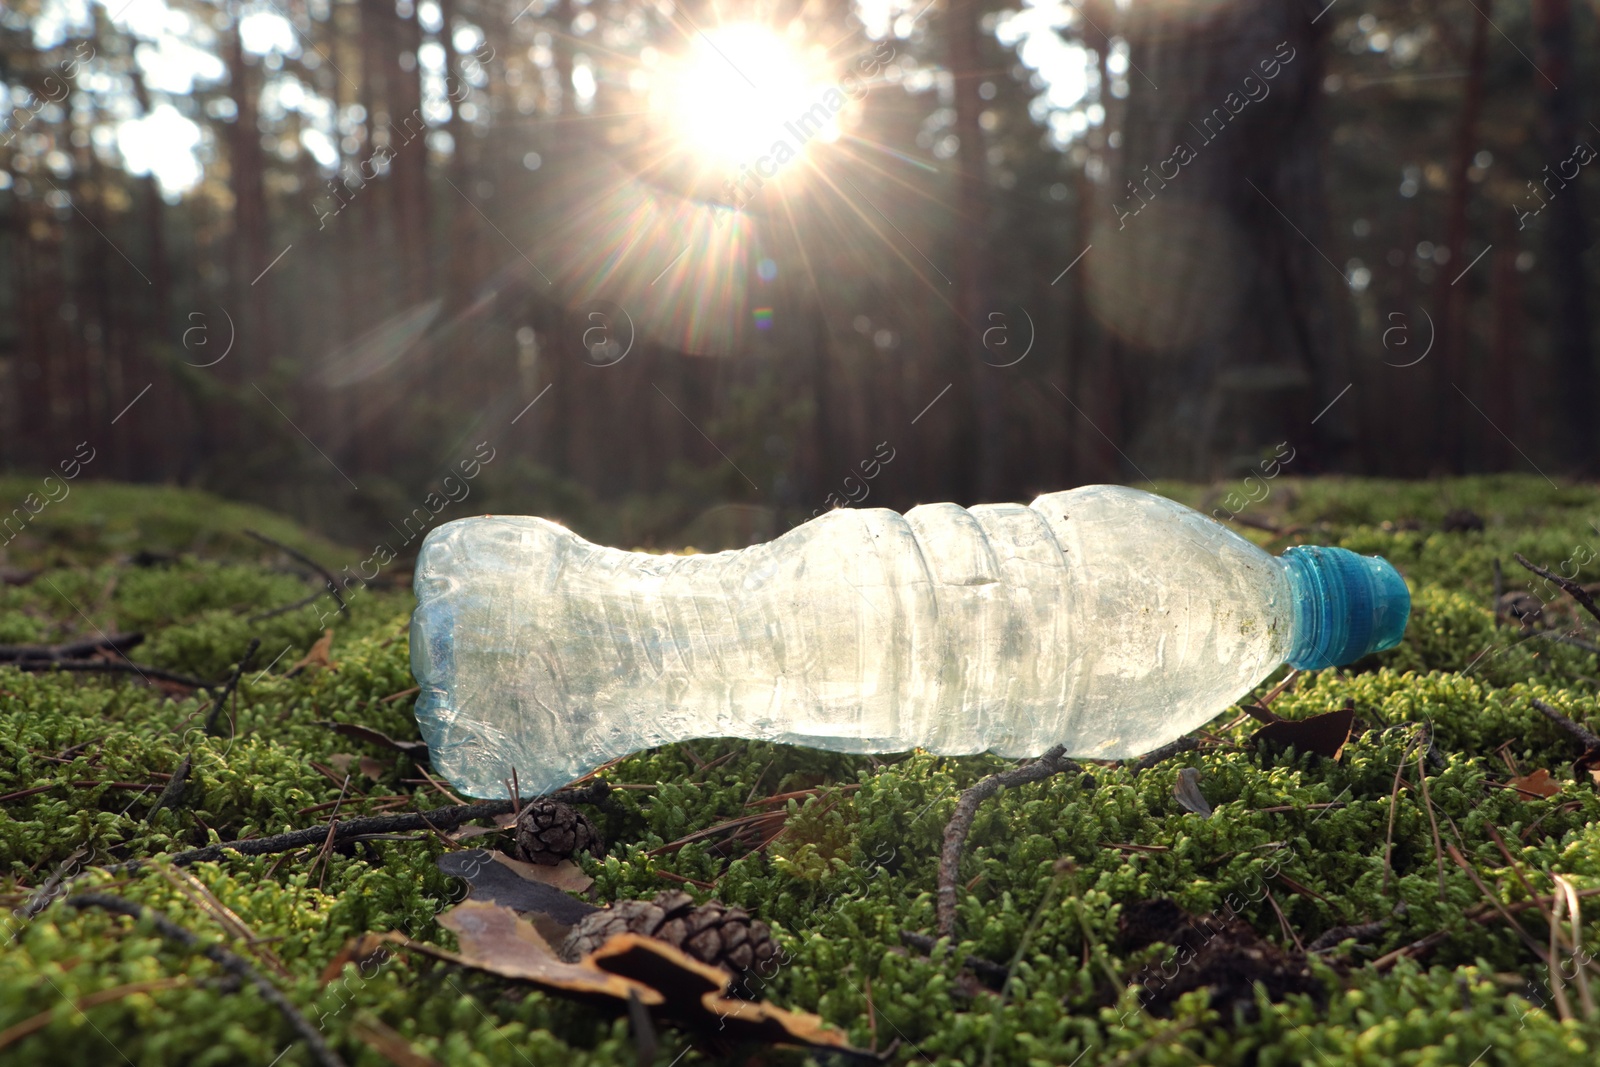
(363, 902, 879, 1060)
(438, 900, 662, 1006)
(358, 755, 390, 782)
(289, 629, 335, 675)
(326, 753, 357, 775)
(1173, 767, 1212, 818)
(494, 853, 595, 894)
(435, 849, 600, 929)
(1508, 768, 1563, 799)
(1249, 706, 1355, 760)
(588, 934, 876, 1058)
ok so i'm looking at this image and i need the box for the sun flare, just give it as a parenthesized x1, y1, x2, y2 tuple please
(658, 24, 834, 168)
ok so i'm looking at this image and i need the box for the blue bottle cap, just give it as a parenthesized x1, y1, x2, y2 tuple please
(1282, 546, 1411, 669)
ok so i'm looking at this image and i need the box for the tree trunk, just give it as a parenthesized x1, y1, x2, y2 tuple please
(1090, 0, 1341, 477)
(1429, 1, 1489, 472)
(948, 0, 1003, 499)
(225, 23, 271, 381)
(1531, 0, 1595, 471)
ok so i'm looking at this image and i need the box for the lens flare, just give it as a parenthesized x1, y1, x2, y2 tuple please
(659, 24, 833, 167)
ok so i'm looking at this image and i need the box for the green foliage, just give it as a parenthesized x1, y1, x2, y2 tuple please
(5, 477, 1600, 1065)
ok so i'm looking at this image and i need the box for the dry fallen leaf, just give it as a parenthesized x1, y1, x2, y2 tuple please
(1249, 706, 1355, 760)
(588, 933, 876, 1056)
(289, 629, 335, 675)
(323, 903, 656, 1009)
(494, 853, 595, 894)
(1508, 768, 1563, 799)
(333, 901, 880, 1060)
(1173, 767, 1212, 818)
(435, 849, 599, 932)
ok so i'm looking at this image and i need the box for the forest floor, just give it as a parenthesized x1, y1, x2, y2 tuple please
(5, 476, 1600, 1066)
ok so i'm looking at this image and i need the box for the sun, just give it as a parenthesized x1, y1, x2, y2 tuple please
(658, 24, 834, 169)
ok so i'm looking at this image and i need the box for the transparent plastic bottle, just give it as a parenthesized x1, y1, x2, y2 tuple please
(410, 485, 1410, 797)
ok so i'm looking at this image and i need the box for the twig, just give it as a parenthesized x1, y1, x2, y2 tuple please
(245, 529, 347, 616)
(653, 870, 718, 890)
(1416, 743, 1447, 902)
(110, 781, 612, 872)
(1514, 553, 1600, 626)
(1550, 884, 1574, 1022)
(1530, 698, 1600, 750)
(413, 766, 466, 805)
(1132, 736, 1200, 771)
(1260, 669, 1301, 706)
(204, 639, 260, 736)
(1372, 930, 1449, 971)
(1446, 844, 1552, 961)
(64, 894, 347, 1067)
(1383, 725, 1426, 895)
(1555, 874, 1597, 1019)
(1307, 919, 1386, 954)
(863, 973, 878, 1052)
(898, 931, 1011, 987)
(145, 754, 192, 822)
(0, 977, 190, 1051)
(7, 660, 210, 687)
(311, 774, 353, 892)
(1261, 883, 1304, 952)
(247, 589, 325, 623)
(937, 745, 1082, 939)
(0, 632, 145, 663)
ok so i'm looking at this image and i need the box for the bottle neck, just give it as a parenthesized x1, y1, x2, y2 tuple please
(1281, 546, 1410, 669)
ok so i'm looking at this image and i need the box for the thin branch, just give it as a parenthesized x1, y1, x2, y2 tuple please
(110, 780, 612, 872)
(898, 931, 1010, 987)
(1133, 736, 1201, 771)
(247, 589, 325, 623)
(7, 660, 210, 688)
(245, 528, 347, 616)
(937, 745, 1082, 939)
(0, 632, 145, 662)
(64, 894, 347, 1067)
(1530, 698, 1600, 750)
(204, 639, 260, 736)
(1416, 743, 1447, 902)
(1514, 553, 1600, 626)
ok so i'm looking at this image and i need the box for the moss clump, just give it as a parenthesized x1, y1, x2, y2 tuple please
(4, 477, 1600, 1065)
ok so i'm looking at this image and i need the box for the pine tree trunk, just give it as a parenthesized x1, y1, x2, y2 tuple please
(1091, 0, 1342, 477)
(1531, 0, 1595, 471)
(948, 0, 1003, 500)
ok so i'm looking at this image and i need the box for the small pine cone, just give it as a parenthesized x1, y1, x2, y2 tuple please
(513, 798, 605, 865)
(559, 890, 780, 987)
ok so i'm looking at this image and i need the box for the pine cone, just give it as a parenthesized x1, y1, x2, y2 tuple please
(559, 890, 781, 988)
(513, 798, 605, 865)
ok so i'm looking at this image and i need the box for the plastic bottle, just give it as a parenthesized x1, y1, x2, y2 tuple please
(409, 485, 1410, 798)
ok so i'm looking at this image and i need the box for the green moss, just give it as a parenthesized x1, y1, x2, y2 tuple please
(5, 477, 1600, 1064)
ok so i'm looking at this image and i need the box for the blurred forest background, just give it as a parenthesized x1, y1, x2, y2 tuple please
(1, 0, 1596, 549)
